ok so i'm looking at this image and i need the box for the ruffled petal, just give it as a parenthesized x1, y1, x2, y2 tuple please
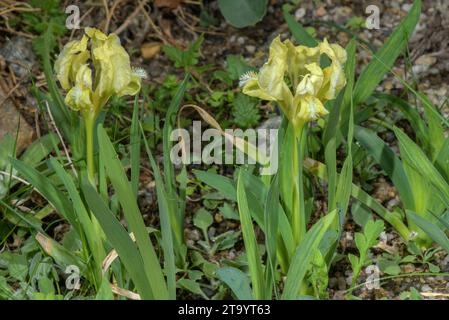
(54, 35, 89, 90)
(294, 95, 328, 124)
(318, 39, 347, 100)
(295, 63, 324, 96)
(64, 64, 93, 112)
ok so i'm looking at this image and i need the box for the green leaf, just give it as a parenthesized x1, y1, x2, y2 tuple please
(264, 174, 279, 296)
(194, 208, 213, 235)
(49, 158, 105, 277)
(35, 232, 86, 274)
(163, 36, 204, 68)
(130, 96, 141, 198)
(282, 210, 337, 299)
(226, 55, 255, 80)
(232, 93, 260, 128)
(407, 211, 449, 254)
(97, 125, 168, 299)
(194, 170, 237, 201)
(363, 219, 384, 248)
(216, 267, 253, 300)
(236, 170, 265, 299)
(218, 0, 268, 28)
(81, 183, 154, 300)
(10, 158, 78, 233)
(177, 278, 207, 299)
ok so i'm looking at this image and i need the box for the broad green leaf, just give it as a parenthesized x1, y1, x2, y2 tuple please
(218, 0, 268, 28)
(194, 170, 237, 201)
(216, 267, 253, 300)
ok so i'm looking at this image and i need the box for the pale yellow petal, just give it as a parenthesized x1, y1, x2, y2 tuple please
(294, 95, 328, 123)
(64, 64, 93, 112)
(54, 35, 89, 90)
(318, 39, 347, 101)
(295, 63, 324, 96)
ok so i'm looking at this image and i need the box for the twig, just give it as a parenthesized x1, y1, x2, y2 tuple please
(0, 170, 30, 185)
(137, 0, 169, 45)
(104, 0, 123, 34)
(114, 0, 145, 35)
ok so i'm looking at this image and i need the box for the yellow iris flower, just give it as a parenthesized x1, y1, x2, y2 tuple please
(54, 27, 145, 116)
(240, 36, 347, 132)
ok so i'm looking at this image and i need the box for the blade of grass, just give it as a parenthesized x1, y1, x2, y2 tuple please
(81, 182, 154, 299)
(130, 96, 141, 198)
(237, 169, 264, 299)
(97, 125, 168, 299)
(141, 124, 176, 299)
(282, 210, 337, 299)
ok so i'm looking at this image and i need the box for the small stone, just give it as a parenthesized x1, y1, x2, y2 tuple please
(413, 54, 437, 75)
(295, 8, 306, 20)
(0, 36, 36, 78)
(421, 284, 432, 292)
(337, 276, 347, 290)
(402, 263, 415, 273)
(329, 277, 338, 289)
(237, 37, 246, 45)
(214, 213, 223, 223)
(187, 229, 201, 241)
(207, 226, 216, 238)
(245, 45, 256, 54)
(402, 3, 412, 12)
(316, 6, 327, 17)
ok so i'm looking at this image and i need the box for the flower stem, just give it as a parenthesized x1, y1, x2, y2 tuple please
(291, 123, 306, 245)
(84, 113, 96, 185)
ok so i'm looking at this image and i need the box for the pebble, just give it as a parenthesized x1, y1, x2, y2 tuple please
(316, 6, 327, 17)
(295, 8, 306, 20)
(402, 4, 413, 12)
(245, 45, 256, 54)
(337, 276, 347, 290)
(0, 36, 36, 78)
(412, 54, 437, 75)
(187, 229, 201, 241)
(421, 284, 432, 292)
(237, 37, 246, 45)
(402, 263, 415, 273)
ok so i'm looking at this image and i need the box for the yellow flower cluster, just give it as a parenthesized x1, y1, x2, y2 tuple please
(54, 27, 145, 115)
(240, 36, 346, 131)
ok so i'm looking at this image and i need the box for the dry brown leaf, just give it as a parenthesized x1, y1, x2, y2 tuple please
(141, 42, 161, 59)
(154, 0, 182, 9)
